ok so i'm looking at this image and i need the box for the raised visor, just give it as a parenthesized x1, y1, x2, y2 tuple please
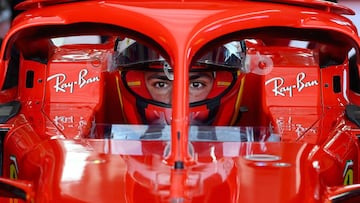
(89, 124, 280, 142)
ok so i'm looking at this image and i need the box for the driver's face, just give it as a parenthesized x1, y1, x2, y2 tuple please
(144, 71, 214, 104)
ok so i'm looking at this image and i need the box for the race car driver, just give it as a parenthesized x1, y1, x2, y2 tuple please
(114, 38, 247, 126)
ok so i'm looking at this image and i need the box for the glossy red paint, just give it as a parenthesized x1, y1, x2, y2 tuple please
(0, 0, 358, 202)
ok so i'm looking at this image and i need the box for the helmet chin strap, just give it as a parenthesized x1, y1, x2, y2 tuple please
(136, 99, 148, 124)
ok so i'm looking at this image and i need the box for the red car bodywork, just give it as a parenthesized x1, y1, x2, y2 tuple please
(0, 0, 358, 202)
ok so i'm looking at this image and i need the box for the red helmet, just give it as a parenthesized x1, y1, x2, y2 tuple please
(114, 38, 247, 126)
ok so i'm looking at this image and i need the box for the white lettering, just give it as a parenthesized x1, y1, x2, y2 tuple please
(276, 116, 317, 138)
(265, 72, 318, 97)
(47, 69, 100, 93)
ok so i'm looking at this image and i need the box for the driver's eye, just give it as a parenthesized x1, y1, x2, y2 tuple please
(154, 81, 168, 88)
(190, 82, 204, 89)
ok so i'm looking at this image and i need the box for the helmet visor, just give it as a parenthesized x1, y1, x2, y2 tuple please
(115, 38, 166, 67)
(196, 41, 248, 72)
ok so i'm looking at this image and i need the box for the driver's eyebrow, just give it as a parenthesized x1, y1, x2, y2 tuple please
(146, 72, 212, 81)
(146, 74, 170, 81)
(189, 73, 213, 80)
